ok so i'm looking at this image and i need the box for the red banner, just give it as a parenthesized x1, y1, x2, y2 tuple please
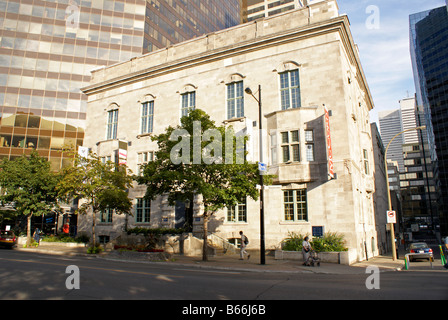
(325, 106, 334, 179)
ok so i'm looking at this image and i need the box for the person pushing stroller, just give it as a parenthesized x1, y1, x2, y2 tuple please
(302, 236, 320, 267)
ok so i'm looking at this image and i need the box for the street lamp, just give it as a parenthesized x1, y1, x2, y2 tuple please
(384, 126, 426, 261)
(245, 85, 266, 265)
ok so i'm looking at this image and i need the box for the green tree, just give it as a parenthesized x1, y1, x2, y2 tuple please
(136, 109, 266, 261)
(57, 151, 133, 248)
(0, 152, 60, 246)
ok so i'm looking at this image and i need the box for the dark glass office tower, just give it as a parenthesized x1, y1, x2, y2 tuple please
(410, 4, 448, 236)
(0, 0, 241, 170)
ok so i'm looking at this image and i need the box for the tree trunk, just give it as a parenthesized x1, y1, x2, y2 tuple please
(92, 210, 96, 248)
(202, 209, 209, 261)
(26, 214, 32, 247)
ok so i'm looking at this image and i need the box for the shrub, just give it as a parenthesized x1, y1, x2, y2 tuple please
(41, 234, 90, 243)
(282, 232, 309, 252)
(282, 232, 348, 253)
(87, 245, 103, 254)
(126, 227, 185, 236)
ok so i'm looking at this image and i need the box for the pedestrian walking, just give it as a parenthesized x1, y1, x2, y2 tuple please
(302, 236, 311, 266)
(239, 231, 250, 260)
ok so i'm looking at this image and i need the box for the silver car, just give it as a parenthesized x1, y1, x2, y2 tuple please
(408, 242, 434, 262)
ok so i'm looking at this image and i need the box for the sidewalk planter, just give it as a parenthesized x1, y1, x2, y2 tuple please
(39, 241, 87, 248)
(275, 249, 358, 265)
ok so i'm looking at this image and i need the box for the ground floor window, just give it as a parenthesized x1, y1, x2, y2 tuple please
(227, 200, 247, 223)
(100, 208, 113, 223)
(136, 198, 151, 223)
(283, 189, 307, 221)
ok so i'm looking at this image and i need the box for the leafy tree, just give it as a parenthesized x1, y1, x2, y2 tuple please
(57, 151, 133, 248)
(136, 109, 266, 261)
(0, 152, 60, 246)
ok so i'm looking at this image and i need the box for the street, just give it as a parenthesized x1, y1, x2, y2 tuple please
(0, 250, 447, 303)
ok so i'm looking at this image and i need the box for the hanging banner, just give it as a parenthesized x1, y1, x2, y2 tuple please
(324, 106, 335, 179)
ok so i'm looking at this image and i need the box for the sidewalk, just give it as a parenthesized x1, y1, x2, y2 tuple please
(15, 244, 406, 274)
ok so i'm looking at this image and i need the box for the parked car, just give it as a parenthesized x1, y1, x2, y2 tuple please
(407, 242, 433, 262)
(0, 230, 17, 249)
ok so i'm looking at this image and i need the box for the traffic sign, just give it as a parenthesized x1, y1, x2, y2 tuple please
(387, 210, 396, 224)
(258, 162, 267, 173)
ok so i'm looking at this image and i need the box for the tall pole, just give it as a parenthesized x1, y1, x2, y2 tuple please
(245, 85, 266, 265)
(258, 85, 266, 265)
(384, 126, 426, 261)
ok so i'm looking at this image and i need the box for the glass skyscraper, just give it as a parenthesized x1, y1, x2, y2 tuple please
(0, 0, 241, 170)
(410, 4, 448, 236)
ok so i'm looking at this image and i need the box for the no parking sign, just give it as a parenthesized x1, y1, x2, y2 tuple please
(387, 211, 396, 224)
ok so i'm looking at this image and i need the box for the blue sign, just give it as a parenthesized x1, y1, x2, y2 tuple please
(258, 162, 267, 172)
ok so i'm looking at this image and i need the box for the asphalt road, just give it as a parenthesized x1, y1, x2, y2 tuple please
(0, 250, 447, 303)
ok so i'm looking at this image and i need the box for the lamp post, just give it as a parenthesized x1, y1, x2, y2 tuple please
(384, 126, 426, 261)
(245, 85, 266, 265)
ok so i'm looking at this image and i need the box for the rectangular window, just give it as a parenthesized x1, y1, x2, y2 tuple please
(141, 101, 154, 134)
(270, 132, 277, 165)
(280, 69, 301, 110)
(227, 200, 247, 223)
(107, 109, 118, 140)
(137, 151, 154, 175)
(283, 189, 307, 221)
(227, 81, 244, 119)
(305, 130, 314, 162)
(136, 198, 151, 223)
(181, 92, 195, 117)
(363, 149, 369, 175)
(100, 208, 113, 223)
(280, 130, 299, 162)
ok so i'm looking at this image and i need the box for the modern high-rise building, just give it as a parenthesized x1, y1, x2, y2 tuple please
(378, 109, 404, 172)
(0, 0, 241, 170)
(243, 0, 309, 22)
(410, 3, 448, 236)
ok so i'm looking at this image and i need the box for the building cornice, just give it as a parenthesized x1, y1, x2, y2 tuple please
(82, 13, 373, 111)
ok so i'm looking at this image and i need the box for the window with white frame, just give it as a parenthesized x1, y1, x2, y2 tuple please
(181, 91, 195, 117)
(227, 81, 244, 119)
(137, 151, 154, 175)
(100, 208, 113, 223)
(363, 149, 369, 175)
(270, 132, 278, 165)
(136, 198, 151, 223)
(227, 200, 247, 223)
(280, 69, 301, 110)
(141, 101, 154, 134)
(281, 130, 300, 163)
(283, 189, 307, 221)
(106, 109, 118, 140)
(305, 130, 315, 161)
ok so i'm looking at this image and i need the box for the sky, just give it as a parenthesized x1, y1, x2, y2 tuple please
(335, 0, 447, 125)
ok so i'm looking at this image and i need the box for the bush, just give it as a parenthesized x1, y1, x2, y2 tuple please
(282, 232, 348, 253)
(87, 245, 103, 254)
(41, 234, 90, 243)
(282, 232, 309, 252)
(126, 227, 185, 236)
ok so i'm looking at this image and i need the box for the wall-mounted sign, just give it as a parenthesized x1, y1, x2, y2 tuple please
(324, 106, 335, 179)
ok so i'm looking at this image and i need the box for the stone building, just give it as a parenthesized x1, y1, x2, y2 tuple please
(81, 0, 379, 262)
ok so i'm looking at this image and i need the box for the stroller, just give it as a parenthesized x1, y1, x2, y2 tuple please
(304, 250, 320, 267)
